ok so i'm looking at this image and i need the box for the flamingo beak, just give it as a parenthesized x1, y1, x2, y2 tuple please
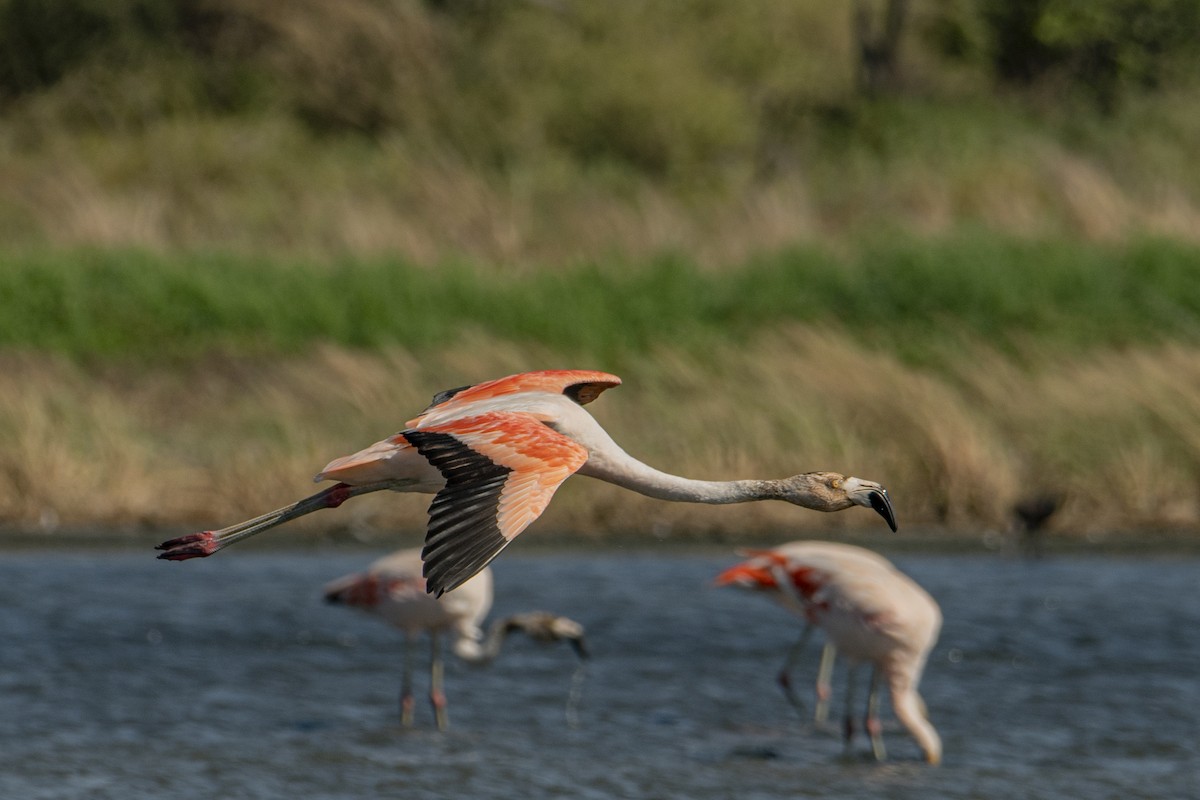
(568, 636, 590, 660)
(845, 478, 898, 532)
(869, 489, 897, 532)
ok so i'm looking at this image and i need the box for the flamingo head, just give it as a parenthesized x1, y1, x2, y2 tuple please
(843, 475, 897, 532)
(507, 612, 590, 659)
(777, 472, 897, 532)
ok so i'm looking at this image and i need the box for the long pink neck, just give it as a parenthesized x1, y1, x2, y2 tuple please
(578, 441, 782, 504)
(890, 680, 942, 764)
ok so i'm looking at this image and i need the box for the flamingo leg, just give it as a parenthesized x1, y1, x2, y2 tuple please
(155, 479, 406, 560)
(842, 663, 859, 757)
(814, 641, 837, 725)
(767, 564, 838, 726)
(400, 632, 415, 727)
(865, 666, 887, 761)
(429, 631, 448, 731)
(777, 623, 816, 715)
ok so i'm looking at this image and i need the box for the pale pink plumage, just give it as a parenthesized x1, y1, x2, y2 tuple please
(717, 541, 942, 764)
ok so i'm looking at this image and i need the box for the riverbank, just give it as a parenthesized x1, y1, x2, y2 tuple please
(2, 312, 1199, 538)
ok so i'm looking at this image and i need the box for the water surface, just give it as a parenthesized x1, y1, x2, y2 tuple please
(0, 545, 1196, 799)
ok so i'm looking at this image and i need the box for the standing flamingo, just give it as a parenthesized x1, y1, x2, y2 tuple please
(775, 545, 896, 723)
(716, 541, 942, 764)
(158, 369, 897, 596)
(323, 548, 587, 729)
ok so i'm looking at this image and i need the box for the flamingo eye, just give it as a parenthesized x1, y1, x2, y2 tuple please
(831, 478, 842, 489)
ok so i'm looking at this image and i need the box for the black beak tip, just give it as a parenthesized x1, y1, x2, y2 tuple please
(869, 490, 898, 532)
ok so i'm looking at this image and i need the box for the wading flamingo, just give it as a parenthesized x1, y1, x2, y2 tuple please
(157, 369, 897, 596)
(776, 545, 895, 723)
(323, 548, 587, 729)
(716, 541, 942, 764)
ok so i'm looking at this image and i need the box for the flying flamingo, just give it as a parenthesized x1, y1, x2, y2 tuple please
(157, 369, 898, 596)
(323, 548, 588, 729)
(716, 541, 942, 764)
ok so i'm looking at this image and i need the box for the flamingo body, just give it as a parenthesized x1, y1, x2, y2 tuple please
(717, 541, 942, 764)
(158, 369, 897, 596)
(324, 549, 494, 646)
(324, 548, 586, 728)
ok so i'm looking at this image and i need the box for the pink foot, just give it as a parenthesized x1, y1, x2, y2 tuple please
(155, 531, 219, 560)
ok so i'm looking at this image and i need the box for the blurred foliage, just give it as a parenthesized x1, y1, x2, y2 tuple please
(0, 1, 1197, 263)
(930, 0, 1200, 112)
(2, 0, 1197, 168)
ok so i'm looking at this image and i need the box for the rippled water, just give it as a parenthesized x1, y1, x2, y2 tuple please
(0, 544, 1197, 799)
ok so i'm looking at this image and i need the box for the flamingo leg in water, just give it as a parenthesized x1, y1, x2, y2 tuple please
(814, 641, 837, 725)
(429, 631, 448, 731)
(842, 663, 860, 757)
(866, 667, 887, 761)
(155, 480, 407, 560)
(400, 632, 415, 727)
(776, 624, 816, 716)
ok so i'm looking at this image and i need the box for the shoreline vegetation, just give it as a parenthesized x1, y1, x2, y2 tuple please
(2, 1, 1199, 542)
(2, 237, 1199, 541)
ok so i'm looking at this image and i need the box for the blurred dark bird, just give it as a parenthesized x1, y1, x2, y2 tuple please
(1012, 492, 1063, 559)
(156, 369, 898, 596)
(717, 541, 942, 764)
(323, 548, 587, 729)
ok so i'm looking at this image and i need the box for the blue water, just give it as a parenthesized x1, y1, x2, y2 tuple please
(0, 545, 1197, 799)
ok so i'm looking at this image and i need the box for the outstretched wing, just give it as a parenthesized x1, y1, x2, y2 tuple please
(402, 412, 589, 596)
(407, 369, 621, 427)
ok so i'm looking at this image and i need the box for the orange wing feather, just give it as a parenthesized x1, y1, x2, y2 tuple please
(404, 412, 589, 595)
(407, 369, 621, 427)
(433, 412, 588, 537)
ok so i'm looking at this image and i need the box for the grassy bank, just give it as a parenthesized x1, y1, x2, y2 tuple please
(3, 97, 1198, 267)
(1, 237, 1199, 541)
(2, 2, 1199, 542)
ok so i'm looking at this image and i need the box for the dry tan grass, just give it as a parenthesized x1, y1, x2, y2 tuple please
(966, 342, 1200, 531)
(3, 114, 1198, 267)
(2, 332, 1197, 542)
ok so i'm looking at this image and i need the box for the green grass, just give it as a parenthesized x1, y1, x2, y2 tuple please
(3, 233, 1198, 364)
